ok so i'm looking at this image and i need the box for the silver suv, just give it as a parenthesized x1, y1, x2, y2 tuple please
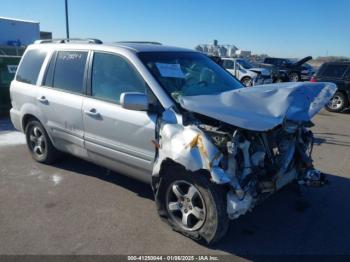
(10, 39, 336, 244)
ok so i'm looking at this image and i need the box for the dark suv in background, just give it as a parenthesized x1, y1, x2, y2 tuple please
(263, 56, 314, 82)
(311, 62, 350, 112)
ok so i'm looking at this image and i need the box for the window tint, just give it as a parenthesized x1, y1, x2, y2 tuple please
(322, 64, 348, 78)
(52, 51, 88, 93)
(222, 60, 234, 69)
(43, 52, 56, 87)
(91, 52, 146, 103)
(265, 58, 276, 65)
(16, 49, 47, 85)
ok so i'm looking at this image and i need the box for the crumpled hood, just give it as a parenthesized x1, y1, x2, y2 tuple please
(179, 82, 337, 131)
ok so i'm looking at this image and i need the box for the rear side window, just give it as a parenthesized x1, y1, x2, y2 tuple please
(16, 49, 47, 85)
(52, 51, 88, 94)
(321, 64, 348, 78)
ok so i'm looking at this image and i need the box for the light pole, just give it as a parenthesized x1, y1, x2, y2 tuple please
(65, 0, 70, 39)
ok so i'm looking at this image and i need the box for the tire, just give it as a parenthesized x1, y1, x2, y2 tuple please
(241, 76, 253, 87)
(325, 92, 348, 112)
(289, 72, 300, 82)
(158, 167, 230, 244)
(25, 120, 60, 164)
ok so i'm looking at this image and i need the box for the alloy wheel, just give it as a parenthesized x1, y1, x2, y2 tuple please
(166, 181, 206, 231)
(328, 95, 344, 110)
(29, 126, 46, 157)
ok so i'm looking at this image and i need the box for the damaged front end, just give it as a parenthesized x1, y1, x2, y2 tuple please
(152, 82, 336, 222)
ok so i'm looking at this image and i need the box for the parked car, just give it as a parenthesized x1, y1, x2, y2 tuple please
(0, 56, 20, 114)
(221, 58, 273, 86)
(264, 56, 313, 82)
(10, 39, 335, 244)
(311, 61, 350, 112)
(301, 63, 315, 80)
(253, 62, 289, 83)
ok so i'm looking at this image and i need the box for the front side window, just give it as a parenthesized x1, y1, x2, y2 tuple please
(222, 60, 234, 69)
(16, 49, 47, 85)
(52, 51, 88, 94)
(322, 64, 348, 78)
(91, 52, 146, 104)
(237, 59, 253, 69)
(139, 52, 243, 102)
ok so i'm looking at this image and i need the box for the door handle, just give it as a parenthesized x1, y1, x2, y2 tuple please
(84, 108, 100, 117)
(37, 96, 48, 104)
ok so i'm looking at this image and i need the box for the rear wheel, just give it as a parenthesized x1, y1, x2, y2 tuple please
(326, 92, 348, 112)
(25, 120, 60, 164)
(159, 167, 229, 244)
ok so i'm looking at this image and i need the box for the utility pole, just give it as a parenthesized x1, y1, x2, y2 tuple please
(65, 0, 70, 39)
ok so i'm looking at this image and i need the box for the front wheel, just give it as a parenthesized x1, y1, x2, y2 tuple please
(160, 168, 229, 244)
(241, 77, 253, 87)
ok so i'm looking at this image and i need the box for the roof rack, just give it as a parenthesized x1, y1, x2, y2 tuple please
(116, 41, 162, 45)
(34, 38, 103, 44)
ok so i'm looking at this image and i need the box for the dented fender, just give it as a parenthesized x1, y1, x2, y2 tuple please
(152, 121, 231, 184)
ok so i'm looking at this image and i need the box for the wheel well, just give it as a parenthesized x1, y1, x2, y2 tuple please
(22, 114, 40, 131)
(241, 76, 252, 81)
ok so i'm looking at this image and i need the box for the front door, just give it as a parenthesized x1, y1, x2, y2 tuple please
(82, 52, 156, 182)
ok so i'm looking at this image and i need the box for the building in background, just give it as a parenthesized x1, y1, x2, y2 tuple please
(40, 31, 53, 40)
(235, 49, 252, 57)
(0, 17, 51, 56)
(195, 40, 239, 58)
(0, 17, 40, 46)
(195, 40, 273, 64)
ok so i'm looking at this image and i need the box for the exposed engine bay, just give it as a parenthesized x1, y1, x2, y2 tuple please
(153, 112, 324, 220)
(196, 115, 323, 219)
(152, 82, 336, 220)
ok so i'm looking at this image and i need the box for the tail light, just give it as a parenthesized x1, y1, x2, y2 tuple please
(310, 76, 317, 82)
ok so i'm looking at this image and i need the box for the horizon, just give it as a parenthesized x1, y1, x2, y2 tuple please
(1, 0, 350, 59)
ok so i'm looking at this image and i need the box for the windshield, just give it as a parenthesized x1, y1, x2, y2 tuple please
(237, 59, 253, 69)
(138, 52, 243, 102)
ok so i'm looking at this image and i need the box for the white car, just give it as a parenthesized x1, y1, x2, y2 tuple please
(222, 58, 273, 86)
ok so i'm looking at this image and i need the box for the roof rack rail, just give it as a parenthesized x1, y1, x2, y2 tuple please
(34, 38, 103, 44)
(116, 41, 162, 45)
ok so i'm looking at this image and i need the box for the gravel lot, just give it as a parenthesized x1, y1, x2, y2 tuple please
(0, 110, 349, 258)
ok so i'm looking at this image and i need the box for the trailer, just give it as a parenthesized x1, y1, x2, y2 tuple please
(0, 17, 40, 47)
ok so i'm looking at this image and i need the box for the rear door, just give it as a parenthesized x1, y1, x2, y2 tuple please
(38, 50, 89, 156)
(82, 51, 156, 181)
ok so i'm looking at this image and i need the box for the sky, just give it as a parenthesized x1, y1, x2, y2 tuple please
(1, 0, 349, 58)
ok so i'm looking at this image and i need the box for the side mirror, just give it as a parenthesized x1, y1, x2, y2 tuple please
(120, 92, 149, 111)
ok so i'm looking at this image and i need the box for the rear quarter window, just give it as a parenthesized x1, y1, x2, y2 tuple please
(16, 49, 47, 85)
(320, 64, 349, 78)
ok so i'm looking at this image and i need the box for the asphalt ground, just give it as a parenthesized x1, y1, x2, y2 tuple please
(0, 110, 350, 258)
